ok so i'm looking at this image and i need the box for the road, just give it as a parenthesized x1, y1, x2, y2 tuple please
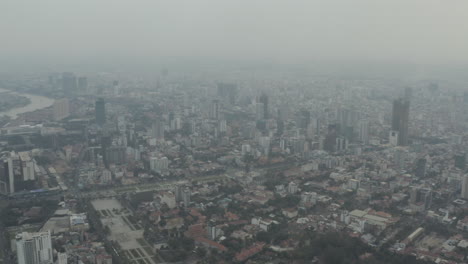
(69, 174, 228, 200)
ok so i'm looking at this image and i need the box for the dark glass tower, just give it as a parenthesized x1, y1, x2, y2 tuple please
(95, 98, 106, 126)
(391, 98, 410, 146)
(259, 93, 269, 119)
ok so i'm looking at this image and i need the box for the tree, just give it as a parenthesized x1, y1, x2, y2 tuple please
(196, 247, 207, 258)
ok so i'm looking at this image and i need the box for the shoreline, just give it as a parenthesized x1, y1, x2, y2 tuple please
(0, 88, 55, 119)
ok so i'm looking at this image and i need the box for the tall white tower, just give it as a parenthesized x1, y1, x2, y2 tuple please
(462, 175, 468, 199)
(16, 231, 53, 264)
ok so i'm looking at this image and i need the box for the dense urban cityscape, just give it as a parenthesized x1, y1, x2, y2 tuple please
(0, 67, 468, 264)
(3, 1, 468, 263)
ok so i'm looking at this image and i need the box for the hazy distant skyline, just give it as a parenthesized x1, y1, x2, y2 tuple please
(2, 0, 468, 66)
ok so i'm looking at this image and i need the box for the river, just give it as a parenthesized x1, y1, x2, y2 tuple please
(0, 88, 55, 119)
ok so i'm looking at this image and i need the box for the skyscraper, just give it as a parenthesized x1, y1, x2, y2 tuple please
(182, 188, 191, 206)
(3, 152, 35, 193)
(415, 158, 427, 178)
(259, 93, 269, 119)
(62, 72, 77, 94)
(0, 159, 10, 194)
(210, 99, 220, 120)
(95, 98, 106, 126)
(404, 87, 413, 101)
(255, 102, 264, 121)
(391, 98, 410, 146)
(298, 110, 311, 129)
(455, 153, 466, 170)
(105, 146, 127, 164)
(217, 82, 238, 105)
(462, 175, 468, 199)
(151, 118, 165, 140)
(53, 98, 70, 121)
(16, 231, 53, 264)
(358, 120, 369, 145)
(78, 77, 88, 92)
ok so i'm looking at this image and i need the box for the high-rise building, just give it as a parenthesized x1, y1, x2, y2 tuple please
(78, 77, 88, 92)
(298, 110, 311, 129)
(18, 152, 35, 181)
(149, 156, 169, 173)
(219, 120, 227, 133)
(462, 175, 468, 199)
(105, 146, 126, 164)
(394, 147, 407, 170)
(95, 98, 106, 126)
(391, 98, 410, 146)
(455, 153, 466, 170)
(2, 152, 35, 193)
(61, 72, 77, 94)
(210, 99, 220, 120)
(182, 188, 191, 206)
(57, 252, 68, 264)
(255, 102, 264, 121)
(335, 137, 348, 151)
(217, 83, 238, 105)
(323, 124, 338, 152)
(404, 87, 413, 101)
(151, 118, 165, 140)
(53, 98, 70, 121)
(420, 188, 432, 210)
(259, 93, 269, 119)
(358, 120, 369, 144)
(0, 159, 11, 194)
(410, 187, 432, 210)
(207, 220, 218, 240)
(174, 185, 183, 202)
(6, 155, 19, 193)
(288, 182, 298, 194)
(16, 231, 53, 264)
(415, 158, 427, 178)
(464, 91, 468, 104)
(277, 105, 289, 121)
(337, 108, 360, 141)
(389, 130, 399, 146)
(306, 123, 315, 139)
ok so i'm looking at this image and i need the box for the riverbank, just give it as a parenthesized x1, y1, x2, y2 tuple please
(0, 88, 55, 120)
(0, 93, 31, 112)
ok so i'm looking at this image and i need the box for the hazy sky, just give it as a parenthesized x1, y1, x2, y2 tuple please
(2, 0, 468, 65)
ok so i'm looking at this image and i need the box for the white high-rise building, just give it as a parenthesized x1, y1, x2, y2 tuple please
(57, 253, 67, 264)
(159, 192, 176, 209)
(358, 120, 369, 144)
(150, 156, 169, 173)
(182, 188, 191, 206)
(210, 100, 220, 120)
(171, 117, 182, 131)
(151, 119, 165, 140)
(241, 144, 251, 156)
(18, 152, 35, 181)
(288, 181, 298, 194)
(462, 175, 468, 199)
(219, 120, 227, 133)
(53, 98, 70, 121)
(389, 130, 399, 146)
(16, 231, 53, 264)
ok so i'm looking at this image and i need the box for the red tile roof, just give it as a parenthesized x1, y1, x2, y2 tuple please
(194, 237, 227, 252)
(184, 223, 206, 238)
(235, 242, 265, 262)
